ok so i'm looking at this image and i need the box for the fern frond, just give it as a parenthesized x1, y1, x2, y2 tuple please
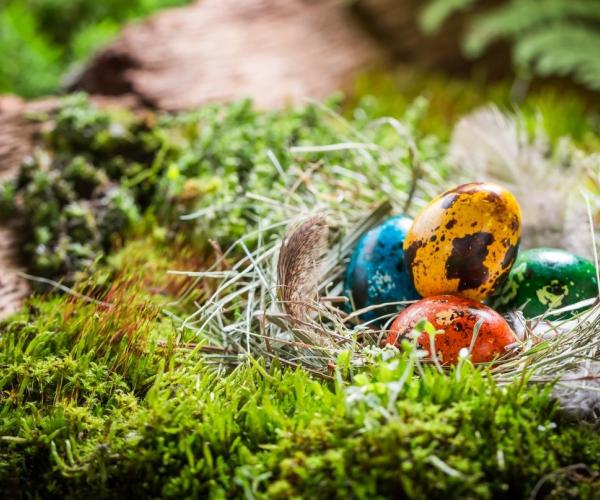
(422, 0, 600, 91)
(464, 0, 600, 57)
(514, 22, 600, 90)
(420, 0, 478, 34)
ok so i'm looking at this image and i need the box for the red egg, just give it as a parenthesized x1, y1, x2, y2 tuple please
(385, 295, 516, 364)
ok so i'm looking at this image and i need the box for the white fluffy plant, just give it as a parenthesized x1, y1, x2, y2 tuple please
(450, 105, 600, 259)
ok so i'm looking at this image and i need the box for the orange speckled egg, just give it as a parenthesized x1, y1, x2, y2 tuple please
(385, 295, 517, 364)
(404, 182, 522, 301)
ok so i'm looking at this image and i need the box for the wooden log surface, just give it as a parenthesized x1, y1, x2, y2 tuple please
(73, 0, 382, 110)
(0, 96, 57, 318)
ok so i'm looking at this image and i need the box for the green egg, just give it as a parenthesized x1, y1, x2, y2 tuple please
(491, 248, 598, 318)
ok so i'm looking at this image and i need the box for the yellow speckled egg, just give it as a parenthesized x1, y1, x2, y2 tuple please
(404, 182, 522, 301)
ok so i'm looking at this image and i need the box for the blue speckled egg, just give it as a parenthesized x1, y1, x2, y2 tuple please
(343, 215, 420, 325)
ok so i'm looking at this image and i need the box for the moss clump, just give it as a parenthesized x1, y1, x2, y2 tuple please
(5, 93, 445, 285)
(1, 275, 599, 498)
(351, 69, 600, 149)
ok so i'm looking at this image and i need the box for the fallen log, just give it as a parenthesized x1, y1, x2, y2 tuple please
(73, 0, 511, 110)
(73, 0, 382, 110)
(0, 96, 58, 318)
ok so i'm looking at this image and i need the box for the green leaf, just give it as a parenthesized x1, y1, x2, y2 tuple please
(420, 0, 478, 34)
(513, 22, 600, 90)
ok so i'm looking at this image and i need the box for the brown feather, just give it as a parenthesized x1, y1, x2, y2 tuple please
(277, 215, 329, 321)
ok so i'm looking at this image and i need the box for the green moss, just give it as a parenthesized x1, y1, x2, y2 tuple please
(12, 86, 596, 286)
(1, 293, 599, 497)
(2, 78, 600, 497)
(7, 93, 448, 285)
(0, 180, 17, 219)
(351, 69, 600, 147)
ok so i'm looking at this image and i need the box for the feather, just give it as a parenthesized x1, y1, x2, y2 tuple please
(277, 215, 329, 321)
(450, 106, 594, 260)
(553, 361, 600, 422)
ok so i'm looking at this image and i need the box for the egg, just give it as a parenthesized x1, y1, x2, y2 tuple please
(385, 295, 517, 364)
(343, 215, 420, 325)
(404, 182, 522, 301)
(491, 248, 598, 318)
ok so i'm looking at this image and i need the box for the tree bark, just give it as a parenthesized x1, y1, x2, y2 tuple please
(0, 96, 57, 318)
(73, 0, 511, 108)
(73, 0, 382, 110)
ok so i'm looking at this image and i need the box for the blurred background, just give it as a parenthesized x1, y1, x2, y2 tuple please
(1, 0, 599, 105)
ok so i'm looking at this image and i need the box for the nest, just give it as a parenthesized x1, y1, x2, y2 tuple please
(170, 105, 600, 420)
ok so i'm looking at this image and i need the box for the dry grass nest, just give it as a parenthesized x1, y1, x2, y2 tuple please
(167, 104, 600, 419)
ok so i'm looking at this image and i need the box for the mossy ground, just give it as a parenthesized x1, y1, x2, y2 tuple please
(3, 269, 600, 498)
(1, 72, 600, 498)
